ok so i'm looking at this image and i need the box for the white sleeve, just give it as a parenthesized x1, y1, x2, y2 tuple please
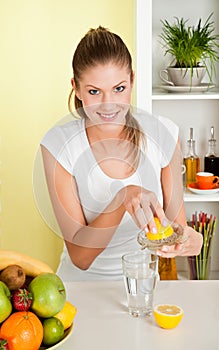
(157, 116, 179, 168)
(40, 126, 74, 175)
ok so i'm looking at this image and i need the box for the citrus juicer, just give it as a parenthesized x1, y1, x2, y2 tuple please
(137, 218, 185, 250)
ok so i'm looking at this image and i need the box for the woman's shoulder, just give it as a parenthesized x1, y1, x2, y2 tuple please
(134, 109, 178, 136)
(41, 115, 84, 145)
(134, 110, 179, 166)
(156, 115, 178, 133)
(134, 111, 179, 143)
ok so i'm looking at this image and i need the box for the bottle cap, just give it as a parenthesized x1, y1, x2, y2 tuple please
(187, 127, 195, 146)
(209, 126, 216, 143)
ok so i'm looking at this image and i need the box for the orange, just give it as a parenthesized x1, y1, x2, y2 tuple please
(146, 217, 174, 241)
(153, 304, 184, 329)
(54, 300, 77, 330)
(0, 311, 43, 350)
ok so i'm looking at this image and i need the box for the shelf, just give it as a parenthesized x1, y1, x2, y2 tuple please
(184, 189, 219, 202)
(152, 87, 219, 100)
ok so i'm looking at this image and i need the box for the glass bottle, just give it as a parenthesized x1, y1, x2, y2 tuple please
(183, 128, 200, 186)
(204, 126, 219, 176)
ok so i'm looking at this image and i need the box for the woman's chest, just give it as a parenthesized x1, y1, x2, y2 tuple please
(89, 138, 137, 179)
(74, 151, 162, 220)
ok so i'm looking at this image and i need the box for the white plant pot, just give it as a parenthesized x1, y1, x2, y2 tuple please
(160, 66, 206, 86)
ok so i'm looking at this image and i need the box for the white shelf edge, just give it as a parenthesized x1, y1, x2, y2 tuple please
(184, 189, 219, 202)
(152, 87, 219, 100)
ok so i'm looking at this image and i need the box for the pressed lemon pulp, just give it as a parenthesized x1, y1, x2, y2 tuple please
(146, 217, 174, 241)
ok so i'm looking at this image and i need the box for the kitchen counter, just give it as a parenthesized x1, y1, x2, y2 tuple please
(60, 280, 219, 350)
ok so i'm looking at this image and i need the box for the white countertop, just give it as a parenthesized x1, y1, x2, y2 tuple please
(61, 280, 219, 350)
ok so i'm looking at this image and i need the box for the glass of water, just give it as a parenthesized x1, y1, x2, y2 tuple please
(122, 251, 159, 317)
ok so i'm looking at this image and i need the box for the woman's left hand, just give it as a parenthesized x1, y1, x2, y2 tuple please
(156, 226, 203, 257)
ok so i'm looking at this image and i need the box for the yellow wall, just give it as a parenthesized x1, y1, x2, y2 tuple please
(0, 0, 135, 271)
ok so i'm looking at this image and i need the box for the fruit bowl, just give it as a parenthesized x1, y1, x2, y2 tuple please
(39, 324, 73, 349)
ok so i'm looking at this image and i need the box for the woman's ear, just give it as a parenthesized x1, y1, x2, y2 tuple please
(71, 77, 76, 89)
(131, 71, 135, 87)
(71, 78, 81, 100)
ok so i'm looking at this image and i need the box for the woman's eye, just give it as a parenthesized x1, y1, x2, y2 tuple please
(115, 86, 125, 92)
(89, 89, 99, 95)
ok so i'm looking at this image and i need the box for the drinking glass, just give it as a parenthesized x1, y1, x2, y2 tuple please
(122, 251, 159, 317)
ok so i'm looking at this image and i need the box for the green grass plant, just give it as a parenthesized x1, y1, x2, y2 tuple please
(160, 13, 219, 83)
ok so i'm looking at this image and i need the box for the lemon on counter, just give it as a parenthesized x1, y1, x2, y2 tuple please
(153, 304, 184, 329)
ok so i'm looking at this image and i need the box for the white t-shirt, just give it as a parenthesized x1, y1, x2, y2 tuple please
(41, 111, 179, 281)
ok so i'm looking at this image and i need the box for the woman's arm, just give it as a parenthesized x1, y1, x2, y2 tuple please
(41, 145, 126, 269)
(159, 138, 203, 257)
(41, 146, 168, 270)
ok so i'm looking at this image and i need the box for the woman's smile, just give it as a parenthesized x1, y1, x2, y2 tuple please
(97, 112, 119, 119)
(96, 111, 120, 121)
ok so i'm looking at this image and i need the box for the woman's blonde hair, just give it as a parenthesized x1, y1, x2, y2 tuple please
(68, 26, 145, 157)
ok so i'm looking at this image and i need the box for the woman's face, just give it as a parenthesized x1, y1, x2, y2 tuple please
(72, 62, 133, 130)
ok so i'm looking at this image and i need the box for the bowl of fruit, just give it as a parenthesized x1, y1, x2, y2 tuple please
(0, 250, 77, 350)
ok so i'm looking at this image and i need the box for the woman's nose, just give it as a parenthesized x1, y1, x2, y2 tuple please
(100, 102, 116, 113)
(100, 93, 116, 110)
(101, 91, 115, 103)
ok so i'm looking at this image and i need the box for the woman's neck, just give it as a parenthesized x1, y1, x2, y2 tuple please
(84, 118, 137, 179)
(85, 118, 125, 142)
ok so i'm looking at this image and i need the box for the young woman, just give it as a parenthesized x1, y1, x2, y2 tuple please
(40, 26, 202, 281)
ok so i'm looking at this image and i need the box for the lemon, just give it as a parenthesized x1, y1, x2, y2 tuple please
(42, 317, 64, 346)
(54, 300, 77, 330)
(153, 304, 184, 329)
(146, 217, 174, 241)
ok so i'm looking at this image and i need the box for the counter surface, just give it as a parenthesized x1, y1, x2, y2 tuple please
(60, 280, 219, 350)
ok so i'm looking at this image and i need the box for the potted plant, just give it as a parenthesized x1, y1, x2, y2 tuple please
(159, 13, 219, 86)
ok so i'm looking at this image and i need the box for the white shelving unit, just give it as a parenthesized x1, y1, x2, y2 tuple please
(136, 0, 219, 278)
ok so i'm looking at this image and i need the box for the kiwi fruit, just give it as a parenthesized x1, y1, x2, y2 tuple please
(0, 264, 26, 290)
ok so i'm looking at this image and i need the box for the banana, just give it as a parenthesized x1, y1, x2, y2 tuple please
(0, 250, 54, 277)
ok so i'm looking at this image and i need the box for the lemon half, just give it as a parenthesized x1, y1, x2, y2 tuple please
(153, 304, 184, 329)
(146, 217, 174, 241)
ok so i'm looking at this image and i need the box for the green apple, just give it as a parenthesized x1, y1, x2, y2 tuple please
(0, 281, 12, 322)
(28, 273, 66, 318)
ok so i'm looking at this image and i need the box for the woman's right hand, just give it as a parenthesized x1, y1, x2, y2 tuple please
(118, 185, 168, 234)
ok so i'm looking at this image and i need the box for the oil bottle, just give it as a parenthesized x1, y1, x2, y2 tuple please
(204, 126, 219, 176)
(183, 127, 200, 186)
